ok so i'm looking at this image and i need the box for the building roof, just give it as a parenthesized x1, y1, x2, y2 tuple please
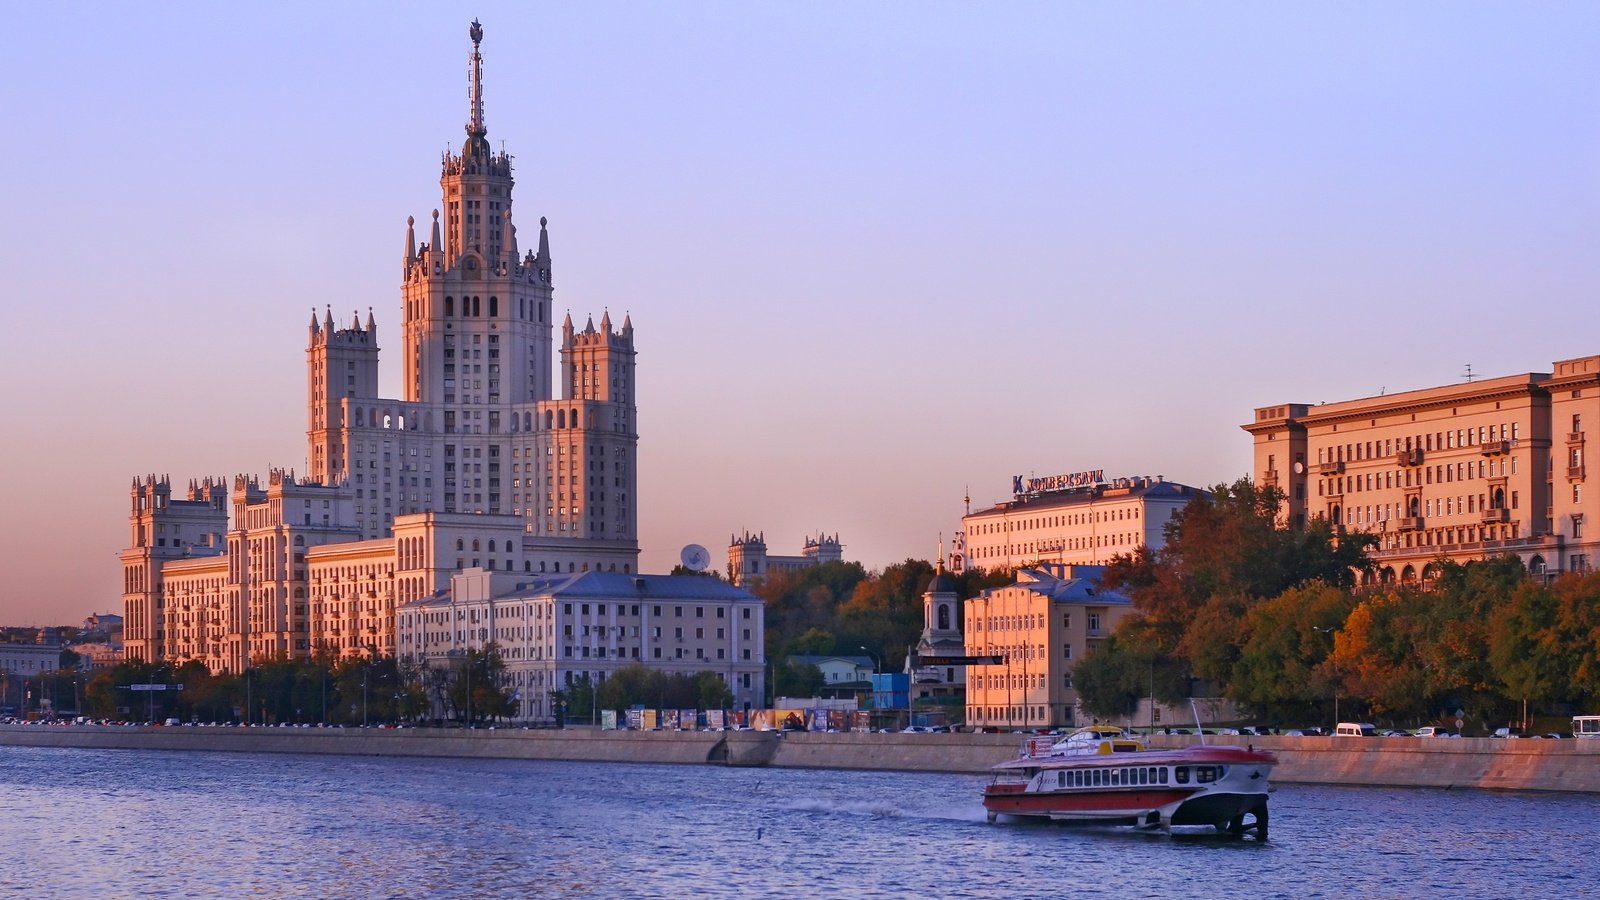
(982, 564, 1133, 606)
(543, 571, 760, 602)
(968, 477, 1206, 518)
(788, 655, 874, 668)
(400, 571, 760, 608)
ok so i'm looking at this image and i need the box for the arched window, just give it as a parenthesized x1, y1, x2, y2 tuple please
(456, 539, 464, 551)
(938, 605, 950, 630)
(472, 540, 481, 552)
(545, 411, 554, 429)
(445, 297, 454, 316)
(558, 410, 566, 429)
(488, 540, 497, 552)
(489, 296, 498, 317)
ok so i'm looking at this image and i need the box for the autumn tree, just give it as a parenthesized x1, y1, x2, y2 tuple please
(1229, 581, 1355, 722)
(1103, 477, 1374, 700)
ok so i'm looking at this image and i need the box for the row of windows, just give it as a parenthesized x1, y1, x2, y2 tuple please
(1322, 457, 1513, 496)
(1318, 423, 1522, 463)
(971, 506, 1143, 536)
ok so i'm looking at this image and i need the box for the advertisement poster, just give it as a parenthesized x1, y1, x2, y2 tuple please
(662, 709, 679, 731)
(749, 709, 772, 731)
(680, 710, 698, 731)
(626, 708, 644, 731)
(706, 709, 725, 730)
(643, 709, 658, 730)
(827, 710, 849, 732)
(601, 710, 617, 730)
(852, 710, 871, 732)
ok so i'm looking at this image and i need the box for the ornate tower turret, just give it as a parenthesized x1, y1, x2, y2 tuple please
(399, 19, 554, 409)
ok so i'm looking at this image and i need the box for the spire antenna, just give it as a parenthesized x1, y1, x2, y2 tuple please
(467, 19, 486, 138)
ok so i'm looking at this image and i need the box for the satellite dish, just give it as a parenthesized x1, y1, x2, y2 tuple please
(680, 544, 711, 572)
(1292, 462, 1305, 474)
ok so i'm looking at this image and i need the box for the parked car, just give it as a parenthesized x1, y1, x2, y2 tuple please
(1414, 726, 1446, 737)
(1381, 729, 1412, 737)
(1492, 727, 1523, 739)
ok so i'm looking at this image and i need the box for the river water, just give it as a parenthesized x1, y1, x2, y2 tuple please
(1, 746, 1594, 898)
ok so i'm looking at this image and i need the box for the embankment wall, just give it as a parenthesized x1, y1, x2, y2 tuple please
(3, 726, 1597, 793)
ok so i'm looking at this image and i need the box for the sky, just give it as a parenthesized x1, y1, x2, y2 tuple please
(2, 3, 1598, 624)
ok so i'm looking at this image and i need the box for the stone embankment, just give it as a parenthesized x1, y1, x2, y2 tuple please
(2, 725, 1597, 793)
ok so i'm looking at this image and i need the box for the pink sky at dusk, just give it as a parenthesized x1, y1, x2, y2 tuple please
(2, 3, 1597, 624)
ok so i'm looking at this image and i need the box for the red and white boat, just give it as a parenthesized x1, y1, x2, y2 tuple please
(982, 728, 1276, 838)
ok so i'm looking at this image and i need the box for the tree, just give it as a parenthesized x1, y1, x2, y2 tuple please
(696, 671, 733, 711)
(774, 660, 823, 700)
(669, 565, 725, 580)
(1103, 477, 1375, 697)
(1073, 635, 1148, 721)
(787, 628, 837, 656)
(1230, 581, 1356, 722)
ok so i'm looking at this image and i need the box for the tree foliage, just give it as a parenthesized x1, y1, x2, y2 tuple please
(1101, 477, 1375, 704)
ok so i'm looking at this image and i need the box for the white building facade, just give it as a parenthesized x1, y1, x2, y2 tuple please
(397, 570, 767, 721)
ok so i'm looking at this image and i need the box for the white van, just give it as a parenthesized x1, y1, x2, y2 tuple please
(1335, 722, 1377, 737)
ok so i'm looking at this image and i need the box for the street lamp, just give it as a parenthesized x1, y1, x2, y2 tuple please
(1313, 625, 1341, 727)
(858, 646, 881, 722)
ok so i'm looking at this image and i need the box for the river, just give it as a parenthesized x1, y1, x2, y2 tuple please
(1, 746, 1593, 898)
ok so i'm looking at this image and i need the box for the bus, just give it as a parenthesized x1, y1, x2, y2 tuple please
(1573, 715, 1600, 739)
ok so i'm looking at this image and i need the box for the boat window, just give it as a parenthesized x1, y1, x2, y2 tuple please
(1159, 767, 1169, 784)
(1093, 770, 1102, 786)
(1075, 770, 1084, 787)
(1196, 767, 1217, 784)
(1139, 768, 1149, 785)
(1175, 767, 1189, 785)
(1057, 772, 1065, 787)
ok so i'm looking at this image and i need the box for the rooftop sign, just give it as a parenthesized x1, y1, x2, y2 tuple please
(1013, 470, 1104, 495)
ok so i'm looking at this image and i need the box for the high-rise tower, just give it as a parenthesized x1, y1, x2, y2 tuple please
(130, 21, 642, 674)
(303, 19, 638, 564)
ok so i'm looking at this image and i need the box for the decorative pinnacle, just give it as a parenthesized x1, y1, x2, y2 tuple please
(467, 20, 486, 138)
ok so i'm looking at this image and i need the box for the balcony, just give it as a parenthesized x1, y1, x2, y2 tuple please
(1570, 466, 1586, 480)
(1260, 469, 1280, 487)
(1481, 508, 1510, 524)
(1569, 432, 1585, 444)
(1317, 461, 1345, 476)
(1480, 440, 1512, 457)
(1399, 516, 1425, 532)
(1396, 449, 1424, 467)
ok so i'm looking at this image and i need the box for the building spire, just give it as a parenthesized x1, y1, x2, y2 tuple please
(467, 19, 486, 140)
(404, 215, 416, 274)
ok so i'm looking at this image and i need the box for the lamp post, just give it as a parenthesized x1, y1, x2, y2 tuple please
(858, 646, 880, 717)
(1313, 625, 1340, 728)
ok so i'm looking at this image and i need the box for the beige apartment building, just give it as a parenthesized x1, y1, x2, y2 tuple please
(964, 564, 1134, 730)
(961, 474, 1204, 573)
(122, 23, 651, 672)
(1245, 354, 1600, 582)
